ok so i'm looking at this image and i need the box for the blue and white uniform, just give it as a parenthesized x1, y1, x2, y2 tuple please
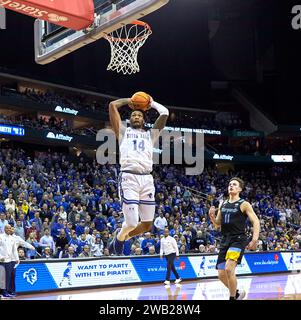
(119, 127, 155, 224)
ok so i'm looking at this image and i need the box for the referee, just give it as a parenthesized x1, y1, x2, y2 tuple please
(0, 224, 19, 298)
(160, 228, 182, 285)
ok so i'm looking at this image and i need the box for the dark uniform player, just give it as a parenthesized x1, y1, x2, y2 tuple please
(217, 198, 249, 267)
(209, 177, 260, 300)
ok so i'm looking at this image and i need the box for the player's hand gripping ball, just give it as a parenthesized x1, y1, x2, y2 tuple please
(130, 91, 152, 111)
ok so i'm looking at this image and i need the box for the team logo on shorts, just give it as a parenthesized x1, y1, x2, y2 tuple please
(148, 193, 153, 198)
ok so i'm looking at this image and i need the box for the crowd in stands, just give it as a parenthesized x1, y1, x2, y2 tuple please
(23, 88, 107, 115)
(0, 113, 98, 137)
(0, 146, 300, 261)
(208, 137, 301, 157)
(1, 86, 249, 132)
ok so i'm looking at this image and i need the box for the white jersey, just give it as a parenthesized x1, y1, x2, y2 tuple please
(119, 127, 153, 173)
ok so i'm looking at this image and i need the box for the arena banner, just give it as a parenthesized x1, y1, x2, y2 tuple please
(243, 252, 288, 273)
(281, 251, 301, 271)
(0, 0, 94, 30)
(0, 124, 25, 136)
(188, 255, 251, 278)
(16, 259, 141, 293)
(189, 253, 299, 278)
(130, 256, 196, 282)
(14, 252, 301, 294)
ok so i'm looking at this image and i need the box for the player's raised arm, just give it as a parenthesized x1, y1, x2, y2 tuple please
(109, 98, 132, 140)
(150, 98, 169, 142)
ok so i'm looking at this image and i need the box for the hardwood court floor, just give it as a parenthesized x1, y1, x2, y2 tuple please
(14, 272, 301, 300)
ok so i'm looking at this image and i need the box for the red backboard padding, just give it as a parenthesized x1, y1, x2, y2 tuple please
(0, 0, 94, 30)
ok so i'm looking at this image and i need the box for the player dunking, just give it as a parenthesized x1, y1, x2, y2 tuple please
(209, 177, 260, 300)
(108, 93, 169, 255)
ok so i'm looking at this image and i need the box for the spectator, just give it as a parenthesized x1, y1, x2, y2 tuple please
(30, 211, 43, 233)
(67, 206, 78, 226)
(198, 244, 206, 253)
(18, 248, 26, 261)
(191, 231, 208, 251)
(17, 213, 30, 234)
(39, 228, 55, 253)
(91, 235, 104, 257)
(69, 231, 81, 255)
(61, 246, 77, 259)
(141, 232, 156, 255)
(134, 247, 142, 255)
(6, 210, 16, 228)
(58, 206, 67, 221)
(148, 246, 156, 255)
(207, 245, 217, 253)
(41, 247, 53, 259)
(103, 248, 110, 257)
(93, 212, 107, 233)
(78, 233, 89, 253)
(51, 216, 64, 241)
(26, 221, 41, 241)
(79, 245, 91, 258)
(154, 212, 168, 235)
(179, 245, 187, 254)
(64, 222, 73, 242)
(75, 219, 86, 237)
(26, 231, 40, 259)
(84, 227, 94, 247)
(14, 220, 25, 240)
(55, 229, 69, 257)
(4, 193, 16, 212)
(0, 212, 8, 234)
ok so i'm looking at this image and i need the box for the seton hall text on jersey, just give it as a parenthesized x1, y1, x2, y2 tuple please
(127, 133, 149, 139)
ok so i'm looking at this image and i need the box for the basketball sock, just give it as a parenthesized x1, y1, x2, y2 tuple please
(235, 290, 239, 299)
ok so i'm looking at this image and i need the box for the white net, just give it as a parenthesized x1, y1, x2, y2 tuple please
(104, 20, 152, 75)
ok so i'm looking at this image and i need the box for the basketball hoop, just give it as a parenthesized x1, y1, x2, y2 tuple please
(104, 20, 152, 75)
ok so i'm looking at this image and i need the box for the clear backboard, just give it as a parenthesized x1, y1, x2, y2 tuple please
(34, 0, 169, 65)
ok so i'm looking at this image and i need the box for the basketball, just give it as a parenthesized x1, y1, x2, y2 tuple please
(131, 91, 151, 111)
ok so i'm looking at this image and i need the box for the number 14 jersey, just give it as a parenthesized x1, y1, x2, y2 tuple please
(119, 127, 153, 173)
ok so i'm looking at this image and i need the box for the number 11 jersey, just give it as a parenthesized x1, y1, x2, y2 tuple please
(220, 198, 247, 236)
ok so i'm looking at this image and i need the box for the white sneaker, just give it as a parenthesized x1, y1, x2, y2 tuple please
(236, 289, 246, 300)
(164, 280, 170, 285)
(174, 278, 182, 284)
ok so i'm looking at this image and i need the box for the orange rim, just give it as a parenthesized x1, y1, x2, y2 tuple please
(104, 20, 152, 42)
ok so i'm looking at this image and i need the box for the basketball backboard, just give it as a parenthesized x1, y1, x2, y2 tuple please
(34, 0, 169, 65)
